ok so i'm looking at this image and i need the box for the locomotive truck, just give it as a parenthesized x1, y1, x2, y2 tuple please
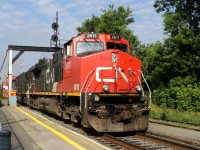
(15, 33, 151, 132)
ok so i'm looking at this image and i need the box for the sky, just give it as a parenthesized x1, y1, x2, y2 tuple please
(0, 0, 164, 82)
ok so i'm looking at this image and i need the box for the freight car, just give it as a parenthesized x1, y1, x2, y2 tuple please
(16, 33, 151, 132)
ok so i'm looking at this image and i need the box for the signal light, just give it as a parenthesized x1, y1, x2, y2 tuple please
(52, 22, 59, 30)
(51, 35, 58, 42)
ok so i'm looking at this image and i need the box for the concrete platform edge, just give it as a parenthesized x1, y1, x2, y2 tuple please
(2, 106, 39, 150)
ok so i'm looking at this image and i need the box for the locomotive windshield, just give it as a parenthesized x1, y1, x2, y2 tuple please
(107, 42, 128, 52)
(76, 41, 104, 55)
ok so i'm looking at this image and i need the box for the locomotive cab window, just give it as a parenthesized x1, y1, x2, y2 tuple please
(76, 41, 104, 55)
(107, 42, 128, 52)
(65, 45, 72, 57)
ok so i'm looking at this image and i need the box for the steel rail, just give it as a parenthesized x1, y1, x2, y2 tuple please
(143, 131, 200, 150)
(101, 132, 200, 150)
(102, 134, 145, 150)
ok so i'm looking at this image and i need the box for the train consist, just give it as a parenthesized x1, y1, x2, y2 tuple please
(15, 33, 151, 132)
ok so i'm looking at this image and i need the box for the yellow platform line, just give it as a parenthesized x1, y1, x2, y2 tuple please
(16, 107, 87, 150)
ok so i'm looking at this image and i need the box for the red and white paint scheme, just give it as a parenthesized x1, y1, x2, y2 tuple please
(16, 33, 151, 132)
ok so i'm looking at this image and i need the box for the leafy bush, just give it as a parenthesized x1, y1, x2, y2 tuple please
(153, 76, 200, 111)
(150, 104, 200, 125)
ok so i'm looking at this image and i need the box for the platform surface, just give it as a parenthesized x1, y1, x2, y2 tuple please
(0, 106, 38, 150)
(0, 99, 110, 150)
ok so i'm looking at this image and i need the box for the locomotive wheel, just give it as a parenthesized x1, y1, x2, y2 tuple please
(70, 121, 81, 128)
(70, 115, 80, 127)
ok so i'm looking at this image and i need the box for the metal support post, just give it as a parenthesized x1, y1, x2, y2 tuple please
(8, 50, 16, 106)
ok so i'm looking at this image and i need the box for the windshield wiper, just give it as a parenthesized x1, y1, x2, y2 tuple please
(77, 50, 102, 56)
(94, 39, 103, 48)
(84, 39, 95, 51)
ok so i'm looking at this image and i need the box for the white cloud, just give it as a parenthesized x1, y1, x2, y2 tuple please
(133, 15, 164, 43)
(135, 8, 155, 15)
(30, 0, 64, 18)
(127, 0, 164, 44)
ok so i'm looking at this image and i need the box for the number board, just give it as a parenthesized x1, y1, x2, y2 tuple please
(85, 33, 99, 38)
(110, 35, 121, 40)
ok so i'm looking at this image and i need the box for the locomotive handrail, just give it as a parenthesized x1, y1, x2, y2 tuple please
(80, 70, 95, 92)
(84, 70, 97, 109)
(80, 70, 95, 112)
(137, 70, 152, 109)
(85, 70, 96, 93)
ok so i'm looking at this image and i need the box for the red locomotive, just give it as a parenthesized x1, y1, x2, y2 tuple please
(16, 33, 151, 132)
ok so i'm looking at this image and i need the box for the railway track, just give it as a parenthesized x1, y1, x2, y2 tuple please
(19, 105, 200, 150)
(93, 132, 200, 150)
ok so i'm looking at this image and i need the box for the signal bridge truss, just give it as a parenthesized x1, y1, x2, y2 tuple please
(7, 45, 60, 106)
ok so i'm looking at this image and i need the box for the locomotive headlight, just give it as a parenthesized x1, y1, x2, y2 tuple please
(94, 95, 100, 101)
(136, 85, 143, 92)
(103, 85, 109, 92)
(112, 53, 118, 63)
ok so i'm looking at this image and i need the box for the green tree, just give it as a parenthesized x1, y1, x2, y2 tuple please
(138, 42, 167, 89)
(76, 5, 140, 53)
(77, 15, 100, 33)
(153, 0, 200, 82)
(154, 0, 200, 34)
(37, 57, 48, 66)
(149, 0, 200, 111)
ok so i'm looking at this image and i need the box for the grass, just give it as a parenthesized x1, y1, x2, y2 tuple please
(150, 104, 200, 126)
(149, 118, 200, 131)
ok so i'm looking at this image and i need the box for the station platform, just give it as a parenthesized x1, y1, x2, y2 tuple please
(0, 103, 38, 150)
(0, 99, 110, 150)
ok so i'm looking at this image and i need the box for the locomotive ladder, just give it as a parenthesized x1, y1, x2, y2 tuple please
(80, 70, 95, 113)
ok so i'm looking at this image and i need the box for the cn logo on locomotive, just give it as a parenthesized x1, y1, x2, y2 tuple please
(46, 68, 54, 84)
(95, 67, 128, 83)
